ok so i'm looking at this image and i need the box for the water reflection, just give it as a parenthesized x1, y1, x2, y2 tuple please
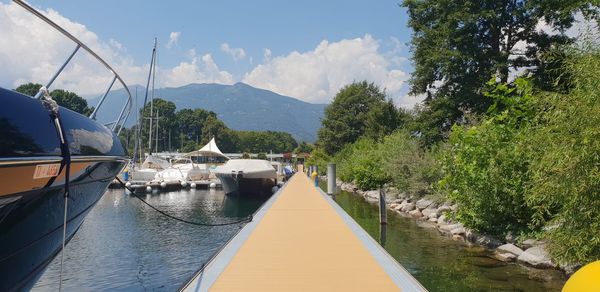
(32, 188, 268, 291)
(331, 189, 566, 292)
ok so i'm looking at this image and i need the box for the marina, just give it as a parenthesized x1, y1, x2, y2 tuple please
(1, 0, 597, 290)
(28, 176, 566, 291)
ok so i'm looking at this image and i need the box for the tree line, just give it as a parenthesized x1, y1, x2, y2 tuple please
(14, 83, 299, 155)
(308, 0, 599, 266)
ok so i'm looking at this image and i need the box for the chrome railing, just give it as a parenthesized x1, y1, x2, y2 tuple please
(13, 0, 133, 134)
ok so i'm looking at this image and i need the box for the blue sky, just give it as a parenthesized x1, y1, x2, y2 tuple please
(1, 0, 421, 106)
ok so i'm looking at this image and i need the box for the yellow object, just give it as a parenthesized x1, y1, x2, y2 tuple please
(563, 261, 600, 292)
(310, 170, 318, 180)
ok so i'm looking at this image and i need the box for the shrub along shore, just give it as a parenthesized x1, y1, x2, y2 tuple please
(335, 178, 574, 273)
(308, 45, 599, 271)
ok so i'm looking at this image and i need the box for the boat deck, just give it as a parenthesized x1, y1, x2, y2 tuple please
(182, 173, 425, 291)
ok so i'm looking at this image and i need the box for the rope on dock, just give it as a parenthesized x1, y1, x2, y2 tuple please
(115, 177, 253, 227)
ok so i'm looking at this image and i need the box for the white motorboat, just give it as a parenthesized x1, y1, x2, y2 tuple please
(130, 154, 170, 182)
(154, 157, 209, 184)
(214, 159, 277, 196)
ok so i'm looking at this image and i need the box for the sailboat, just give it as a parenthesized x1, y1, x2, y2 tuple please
(128, 38, 170, 182)
(154, 137, 227, 185)
(0, 1, 131, 290)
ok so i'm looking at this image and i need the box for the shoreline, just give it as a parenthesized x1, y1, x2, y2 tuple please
(331, 178, 578, 276)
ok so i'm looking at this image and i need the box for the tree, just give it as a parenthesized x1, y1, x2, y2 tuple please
(294, 142, 314, 154)
(14, 83, 41, 96)
(317, 81, 392, 155)
(15, 83, 94, 116)
(364, 100, 409, 141)
(201, 115, 238, 152)
(139, 98, 176, 152)
(257, 153, 268, 160)
(402, 0, 598, 139)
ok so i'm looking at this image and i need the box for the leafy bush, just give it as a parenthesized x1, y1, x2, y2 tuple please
(379, 130, 442, 197)
(525, 46, 600, 265)
(305, 147, 331, 175)
(334, 138, 389, 190)
(440, 78, 537, 236)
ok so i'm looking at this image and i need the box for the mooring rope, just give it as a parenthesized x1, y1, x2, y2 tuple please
(114, 177, 253, 226)
(40, 87, 71, 292)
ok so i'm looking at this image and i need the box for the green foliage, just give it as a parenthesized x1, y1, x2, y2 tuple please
(241, 152, 250, 159)
(335, 138, 389, 190)
(402, 0, 598, 145)
(293, 141, 313, 154)
(181, 141, 198, 153)
(380, 130, 442, 197)
(236, 130, 298, 153)
(525, 46, 600, 264)
(14, 83, 42, 96)
(15, 83, 94, 115)
(363, 100, 408, 141)
(305, 147, 331, 176)
(256, 153, 268, 160)
(317, 81, 398, 155)
(440, 78, 537, 236)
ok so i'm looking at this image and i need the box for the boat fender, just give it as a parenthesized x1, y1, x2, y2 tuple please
(146, 186, 152, 192)
(271, 186, 279, 194)
(190, 182, 197, 189)
(209, 182, 217, 189)
(181, 181, 188, 188)
(160, 182, 167, 188)
(125, 182, 132, 188)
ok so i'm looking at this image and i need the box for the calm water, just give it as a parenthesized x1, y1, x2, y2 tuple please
(32, 188, 267, 291)
(33, 183, 566, 291)
(329, 187, 567, 291)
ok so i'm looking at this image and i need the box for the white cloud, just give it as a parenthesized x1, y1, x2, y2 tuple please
(0, 2, 234, 97)
(243, 35, 410, 104)
(263, 48, 272, 62)
(166, 31, 180, 49)
(220, 43, 246, 61)
(162, 51, 234, 87)
(0, 2, 418, 108)
(0, 2, 148, 95)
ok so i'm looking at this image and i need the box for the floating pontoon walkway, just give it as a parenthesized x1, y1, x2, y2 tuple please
(182, 174, 426, 291)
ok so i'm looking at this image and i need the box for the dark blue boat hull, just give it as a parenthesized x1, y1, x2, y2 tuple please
(0, 87, 128, 291)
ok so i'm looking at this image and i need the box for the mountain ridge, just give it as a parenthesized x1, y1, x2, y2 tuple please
(91, 82, 326, 142)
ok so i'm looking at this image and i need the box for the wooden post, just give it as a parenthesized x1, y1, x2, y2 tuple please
(379, 186, 387, 225)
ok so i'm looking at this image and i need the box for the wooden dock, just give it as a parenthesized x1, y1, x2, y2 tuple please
(181, 173, 425, 291)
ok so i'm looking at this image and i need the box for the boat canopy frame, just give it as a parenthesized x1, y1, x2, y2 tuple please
(13, 0, 133, 135)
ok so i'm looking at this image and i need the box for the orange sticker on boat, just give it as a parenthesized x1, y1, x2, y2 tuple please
(33, 163, 61, 179)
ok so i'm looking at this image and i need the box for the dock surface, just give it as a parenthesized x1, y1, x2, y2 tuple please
(183, 174, 425, 291)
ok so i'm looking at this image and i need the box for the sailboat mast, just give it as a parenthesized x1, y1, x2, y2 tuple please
(155, 110, 159, 153)
(147, 38, 157, 155)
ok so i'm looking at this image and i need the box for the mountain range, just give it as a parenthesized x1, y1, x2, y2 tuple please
(91, 82, 326, 142)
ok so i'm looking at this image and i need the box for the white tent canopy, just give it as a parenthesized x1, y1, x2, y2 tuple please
(184, 137, 228, 159)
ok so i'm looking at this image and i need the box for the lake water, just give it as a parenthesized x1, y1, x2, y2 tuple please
(329, 188, 567, 291)
(32, 182, 566, 291)
(32, 188, 267, 291)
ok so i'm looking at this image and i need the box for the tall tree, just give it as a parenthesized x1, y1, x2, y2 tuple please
(140, 98, 176, 152)
(403, 0, 598, 143)
(317, 81, 391, 155)
(15, 83, 94, 116)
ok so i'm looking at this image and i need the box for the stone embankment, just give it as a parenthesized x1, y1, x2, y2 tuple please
(335, 180, 569, 273)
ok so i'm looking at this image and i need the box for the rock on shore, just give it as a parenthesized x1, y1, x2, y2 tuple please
(335, 180, 562, 272)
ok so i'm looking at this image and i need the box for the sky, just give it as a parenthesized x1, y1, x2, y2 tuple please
(0, 0, 425, 107)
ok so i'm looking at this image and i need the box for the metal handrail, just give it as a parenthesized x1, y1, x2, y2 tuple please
(13, 0, 132, 134)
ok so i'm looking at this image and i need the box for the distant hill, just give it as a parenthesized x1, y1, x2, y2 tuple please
(90, 82, 326, 142)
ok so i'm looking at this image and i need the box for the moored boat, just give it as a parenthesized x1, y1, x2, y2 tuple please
(0, 1, 132, 290)
(214, 159, 277, 196)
